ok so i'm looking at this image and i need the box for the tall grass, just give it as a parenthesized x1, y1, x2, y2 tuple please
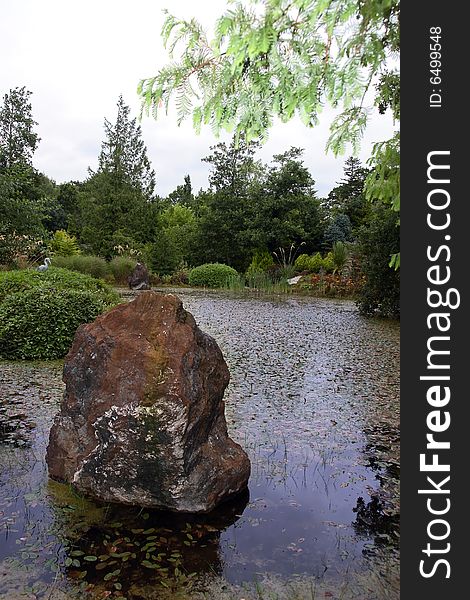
(109, 256, 136, 285)
(51, 255, 110, 280)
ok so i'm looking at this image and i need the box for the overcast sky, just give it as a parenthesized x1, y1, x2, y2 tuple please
(1, 0, 396, 198)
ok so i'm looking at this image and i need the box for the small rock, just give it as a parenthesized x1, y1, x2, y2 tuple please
(128, 262, 150, 290)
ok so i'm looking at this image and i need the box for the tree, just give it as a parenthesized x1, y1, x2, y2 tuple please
(192, 137, 262, 270)
(250, 147, 323, 252)
(147, 203, 197, 274)
(357, 203, 400, 318)
(323, 157, 370, 234)
(96, 95, 156, 200)
(0, 87, 40, 170)
(168, 174, 194, 206)
(78, 96, 158, 256)
(138, 0, 400, 266)
(138, 0, 399, 155)
(0, 87, 45, 265)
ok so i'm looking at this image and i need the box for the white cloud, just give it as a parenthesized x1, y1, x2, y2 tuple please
(1, 0, 396, 197)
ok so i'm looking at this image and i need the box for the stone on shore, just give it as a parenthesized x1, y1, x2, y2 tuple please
(46, 291, 250, 512)
(128, 262, 151, 290)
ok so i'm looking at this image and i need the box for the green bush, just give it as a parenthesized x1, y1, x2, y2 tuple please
(48, 230, 80, 256)
(0, 288, 112, 360)
(294, 253, 312, 272)
(357, 205, 400, 318)
(322, 252, 335, 273)
(294, 252, 327, 273)
(109, 256, 136, 285)
(246, 250, 275, 277)
(189, 263, 238, 288)
(0, 267, 118, 304)
(51, 255, 110, 280)
(331, 241, 348, 273)
(0, 268, 120, 359)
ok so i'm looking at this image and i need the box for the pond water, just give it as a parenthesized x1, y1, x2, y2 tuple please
(0, 289, 399, 600)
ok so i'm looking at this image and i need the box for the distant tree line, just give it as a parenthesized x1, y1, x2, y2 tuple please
(0, 87, 399, 317)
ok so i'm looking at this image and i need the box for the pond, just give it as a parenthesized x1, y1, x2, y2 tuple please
(0, 288, 399, 600)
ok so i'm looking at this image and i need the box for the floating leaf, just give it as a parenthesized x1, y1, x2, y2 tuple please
(83, 555, 98, 562)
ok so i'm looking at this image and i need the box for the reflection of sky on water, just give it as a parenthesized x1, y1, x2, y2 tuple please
(0, 290, 399, 595)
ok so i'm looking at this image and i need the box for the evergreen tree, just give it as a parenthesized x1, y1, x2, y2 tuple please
(193, 138, 262, 269)
(95, 95, 156, 200)
(78, 97, 158, 257)
(324, 157, 370, 234)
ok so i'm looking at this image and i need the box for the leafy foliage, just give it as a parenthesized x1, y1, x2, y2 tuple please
(357, 204, 400, 318)
(245, 249, 275, 276)
(109, 256, 137, 284)
(78, 96, 158, 257)
(0, 268, 120, 359)
(50, 255, 110, 280)
(139, 0, 399, 153)
(48, 229, 80, 256)
(0, 87, 40, 170)
(0, 288, 112, 360)
(294, 252, 323, 273)
(188, 263, 238, 287)
(331, 241, 348, 274)
(0, 267, 118, 304)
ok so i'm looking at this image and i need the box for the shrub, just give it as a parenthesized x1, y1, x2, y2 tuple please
(51, 255, 110, 280)
(170, 261, 191, 285)
(357, 205, 400, 318)
(0, 288, 112, 360)
(322, 252, 335, 273)
(294, 253, 312, 272)
(188, 263, 238, 288)
(0, 267, 118, 304)
(246, 250, 275, 277)
(0, 268, 120, 360)
(48, 230, 80, 256)
(331, 241, 348, 274)
(109, 256, 136, 285)
(294, 252, 326, 273)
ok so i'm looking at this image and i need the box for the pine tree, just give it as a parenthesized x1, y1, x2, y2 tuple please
(324, 157, 370, 234)
(77, 97, 158, 257)
(95, 95, 156, 200)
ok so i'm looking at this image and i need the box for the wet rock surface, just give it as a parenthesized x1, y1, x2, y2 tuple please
(128, 262, 151, 290)
(46, 291, 250, 512)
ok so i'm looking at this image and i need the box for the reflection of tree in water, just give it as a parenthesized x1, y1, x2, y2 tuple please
(354, 423, 400, 548)
(50, 487, 249, 597)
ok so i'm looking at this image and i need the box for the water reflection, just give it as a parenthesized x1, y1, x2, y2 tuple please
(0, 290, 399, 598)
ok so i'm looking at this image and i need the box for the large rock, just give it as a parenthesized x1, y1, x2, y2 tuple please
(46, 291, 250, 512)
(128, 262, 150, 290)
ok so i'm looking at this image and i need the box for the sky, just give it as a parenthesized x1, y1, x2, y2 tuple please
(1, 0, 396, 198)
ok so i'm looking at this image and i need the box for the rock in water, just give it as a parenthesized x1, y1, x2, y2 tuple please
(46, 291, 250, 512)
(128, 262, 150, 290)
